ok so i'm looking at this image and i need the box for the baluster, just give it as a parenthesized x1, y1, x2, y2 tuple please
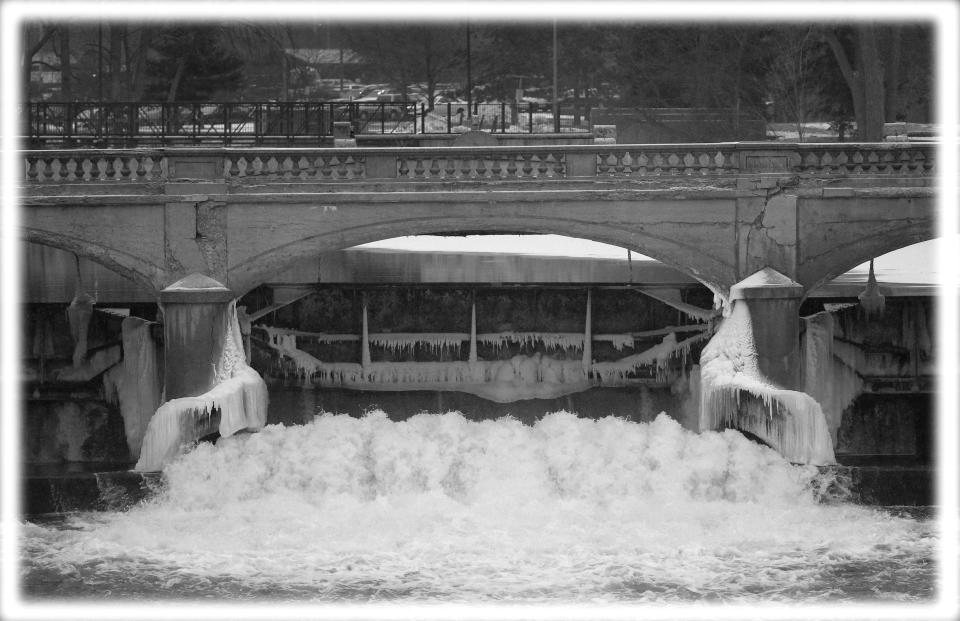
(429, 158, 442, 179)
(490, 155, 503, 178)
(475, 154, 488, 178)
(444, 157, 456, 178)
(119, 157, 132, 180)
(520, 154, 534, 177)
(397, 157, 411, 179)
(413, 157, 427, 179)
(41, 158, 54, 181)
(506, 156, 518, 177)
(26, 157, 39, 182)
(134, 157, 147, 180)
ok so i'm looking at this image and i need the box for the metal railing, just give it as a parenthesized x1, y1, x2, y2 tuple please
(23, 101, 596, 146)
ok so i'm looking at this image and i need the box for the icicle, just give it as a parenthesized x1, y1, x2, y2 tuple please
(361, 301, 371, 368)
(469, 301, 478, 363)
(66, 254, 96, 368)
(582, 288, 592, 377)
(858, 259, 886, 317)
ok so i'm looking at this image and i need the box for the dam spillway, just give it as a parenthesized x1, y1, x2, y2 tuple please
(17, 235, 941, 606)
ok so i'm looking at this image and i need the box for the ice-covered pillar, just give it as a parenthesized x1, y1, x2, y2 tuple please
(159, 274, 236, 400)
(729, 267, 804, 390)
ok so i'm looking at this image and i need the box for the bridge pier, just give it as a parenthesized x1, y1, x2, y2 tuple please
(728, 268, 804, 390)
(159, 274, 237, 400)
(700, 267, 834, 464)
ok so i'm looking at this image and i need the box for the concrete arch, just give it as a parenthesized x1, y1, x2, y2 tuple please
(227, 215, 739, 298)
(796, 222, 938, 296)
(24, 228, 168, 296)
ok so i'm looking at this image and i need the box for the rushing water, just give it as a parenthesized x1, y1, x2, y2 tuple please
(20, 411, 936, 604)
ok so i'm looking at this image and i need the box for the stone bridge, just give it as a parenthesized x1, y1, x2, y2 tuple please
(20, 140, 940, 467)
(22, 142, 937, 301)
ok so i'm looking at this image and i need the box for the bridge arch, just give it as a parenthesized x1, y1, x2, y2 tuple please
(797, 223, 938, 296)
(24, 228, 168, 296)
(227, 215, 739, 298)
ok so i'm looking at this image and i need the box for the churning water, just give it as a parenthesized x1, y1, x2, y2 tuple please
(20, 412, 936, 603)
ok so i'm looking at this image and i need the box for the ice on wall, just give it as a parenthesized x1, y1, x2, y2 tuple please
(66, 291, 96, 367)
(477, 332, 585, 352)
(699, 302, 835, 465)
(135, 302, 268, 472)
(801, 311, 863, 445)
(101, 317, 163, 458)
(592, 331, 710, 384)
(369, 333, 467, 356)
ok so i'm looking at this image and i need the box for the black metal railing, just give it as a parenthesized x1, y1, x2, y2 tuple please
(23, 101, 595, 146)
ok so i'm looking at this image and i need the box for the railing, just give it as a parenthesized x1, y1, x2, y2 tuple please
(23, 101, 595, 146)
(22, 143, 936, 184)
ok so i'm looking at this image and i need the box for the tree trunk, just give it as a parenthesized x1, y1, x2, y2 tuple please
(857, 25, 885, 140)
(128, 27, 153, 102)
(59, 27, 72, 100)
(167, 57, 186, 102)
(110, 24, 123, 100)
(884, 25, 903, 121)
(825, 26, 885, 142)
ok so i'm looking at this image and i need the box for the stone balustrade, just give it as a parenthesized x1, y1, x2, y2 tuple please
(22, 142, 936, 184)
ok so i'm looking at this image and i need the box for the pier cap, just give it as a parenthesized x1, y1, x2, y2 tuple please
(730, 267, 803, 301)
(160, 273, 234, 303)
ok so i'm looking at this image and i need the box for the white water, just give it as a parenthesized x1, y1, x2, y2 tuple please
(21, 412, 935, 603)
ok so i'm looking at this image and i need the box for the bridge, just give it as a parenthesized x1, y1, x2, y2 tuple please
(20, 140, 938, 467)
(22, 141, 935, 298)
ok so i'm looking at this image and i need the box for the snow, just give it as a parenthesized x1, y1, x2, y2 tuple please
(135, 302, 268, 472)
(699, 301, 835, 466)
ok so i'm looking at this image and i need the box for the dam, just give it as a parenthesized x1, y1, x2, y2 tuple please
(15, 140, 944, 605)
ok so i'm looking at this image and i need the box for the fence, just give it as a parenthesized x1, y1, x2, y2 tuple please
(23, 101, 595, 147)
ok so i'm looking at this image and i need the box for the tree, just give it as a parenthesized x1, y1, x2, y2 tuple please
(825, 24, 886, 141)
(765, 26, 828, 141)
(144, 26, 245, 101)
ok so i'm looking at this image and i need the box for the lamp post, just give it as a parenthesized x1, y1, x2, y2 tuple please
(552, 20, 559, 133)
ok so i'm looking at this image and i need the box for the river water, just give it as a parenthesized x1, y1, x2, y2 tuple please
(20, 411, 936, 604)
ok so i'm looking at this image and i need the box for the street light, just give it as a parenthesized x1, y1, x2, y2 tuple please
(466, 20, 472, 119)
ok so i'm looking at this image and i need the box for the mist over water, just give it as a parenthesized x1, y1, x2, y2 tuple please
(21, 412, 936, 603)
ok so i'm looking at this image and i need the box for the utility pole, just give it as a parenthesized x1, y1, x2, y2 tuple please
(466, 21, 472, 119)
(552, 21, 559, 133)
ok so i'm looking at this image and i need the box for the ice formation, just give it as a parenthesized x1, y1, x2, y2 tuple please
(801, 311, 863, 445)
(135, 301, 268, 472)
(592, 331, 710, 384)
(101, 317, 163, 458)
(858, 259, 886, 317)
(66, 291, 96, 367)
(477, 332, 585, 352)
(259, 324, 597, 401)
(368, 333, 468, 356)
(699, 301, 835, 465)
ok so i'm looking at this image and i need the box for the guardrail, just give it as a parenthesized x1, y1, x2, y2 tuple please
(22, 143, 935, 184)
(23, 101, 596, 146)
